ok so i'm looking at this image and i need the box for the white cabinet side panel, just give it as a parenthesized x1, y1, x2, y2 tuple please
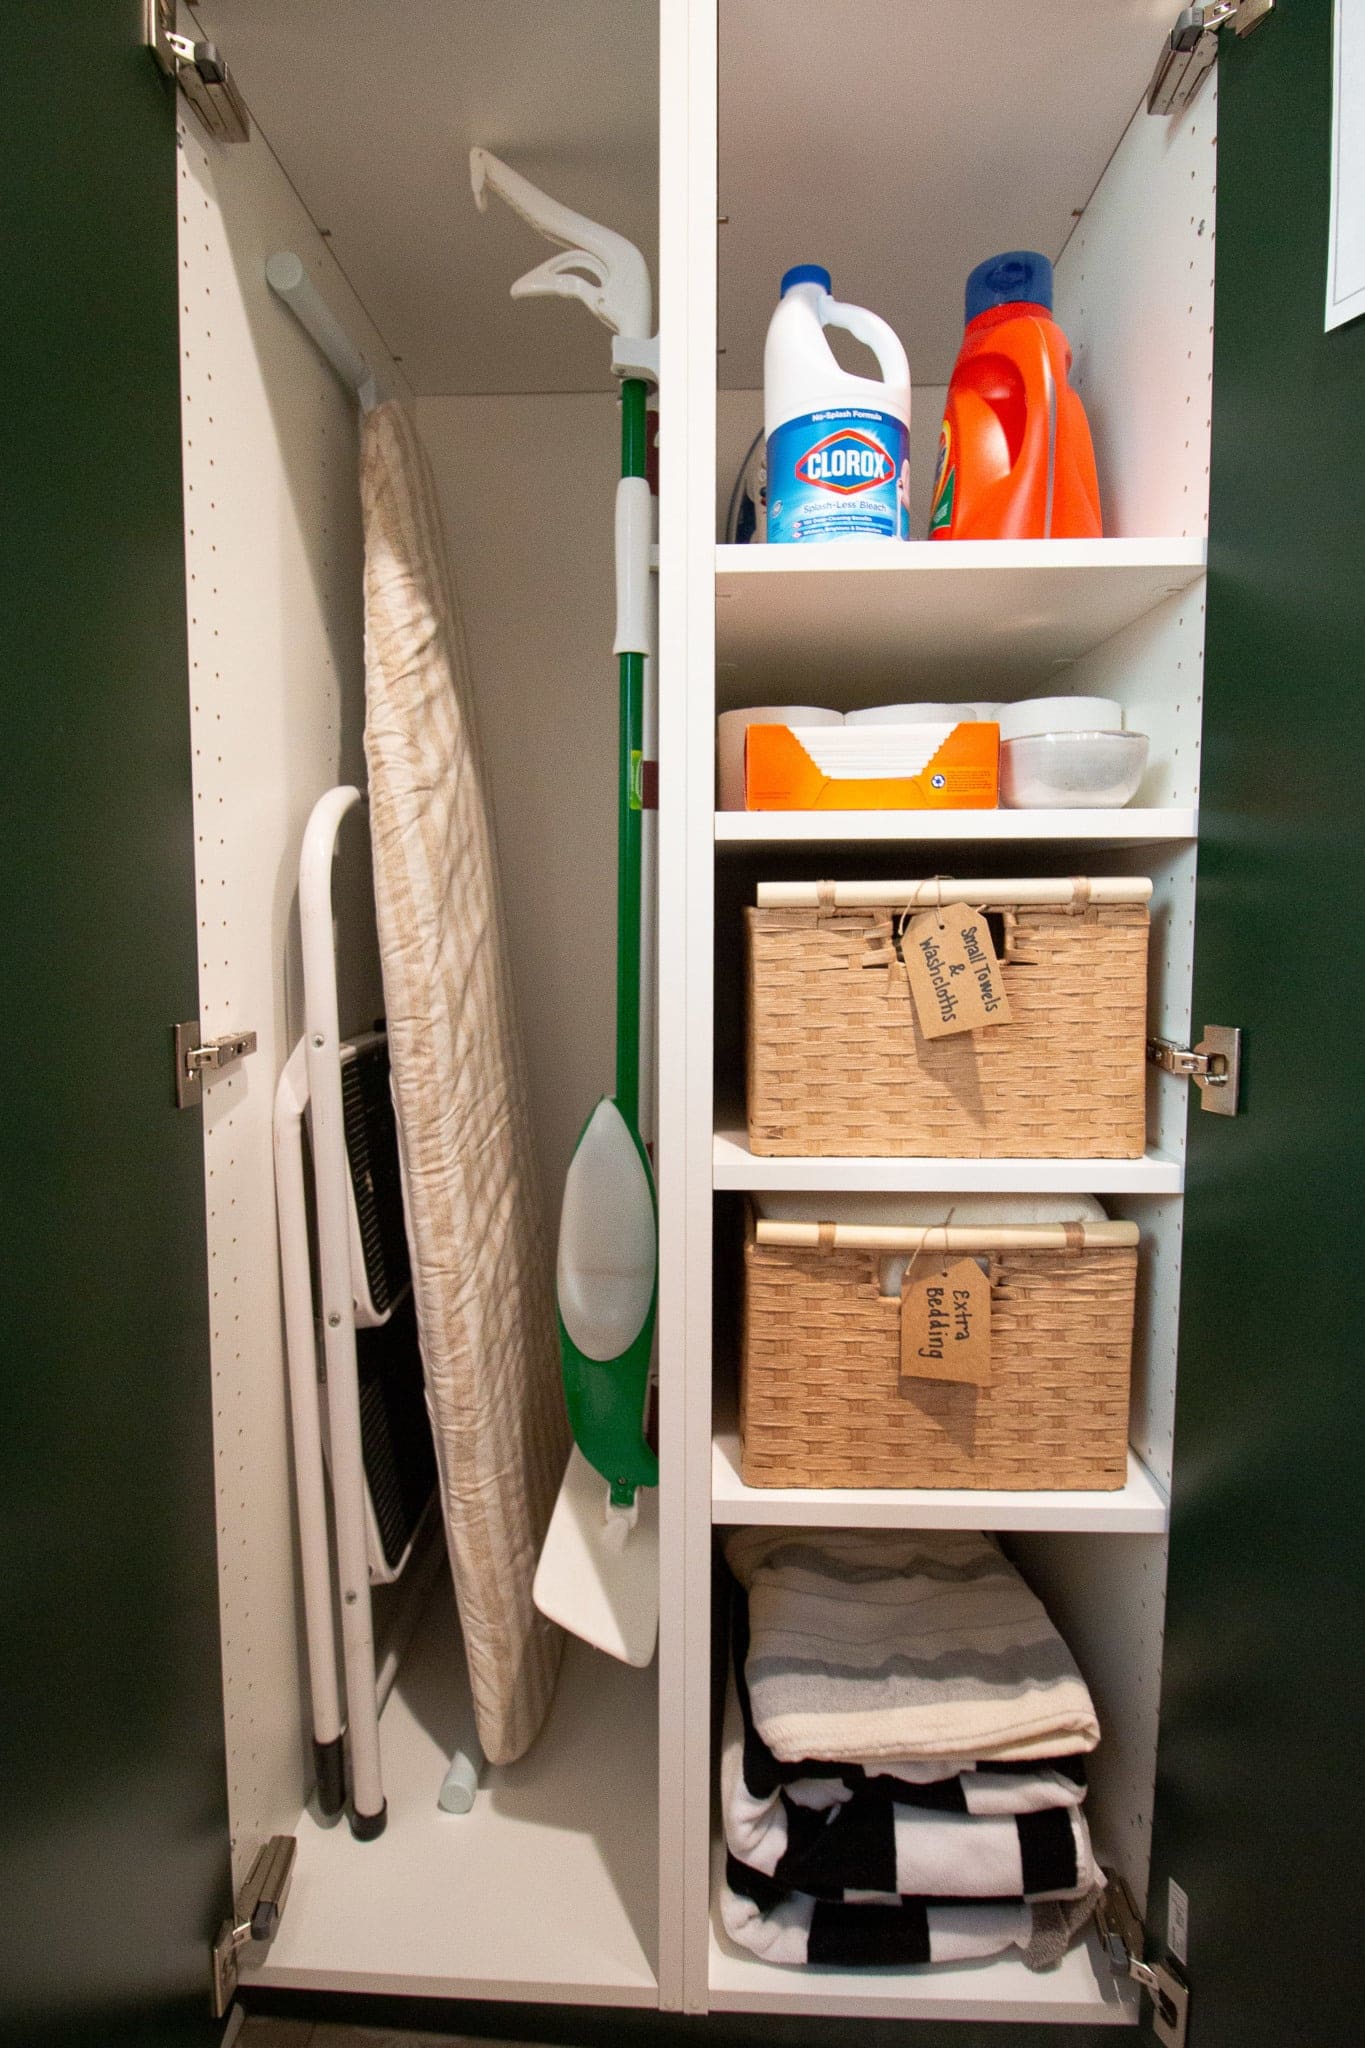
(1095, 842, 1198, 1168)
(1063, 586, 1206, 810)
(657, 0, 694, 2006)
(1084, 842, 1192, 1488)
(1010, 1533, 1168, 1918)
(660, 0, 720, 2013)
(178, 112, 406, 1887)
(1056, 84, 1217, 540)
(1111, 1194, 1183, 1497)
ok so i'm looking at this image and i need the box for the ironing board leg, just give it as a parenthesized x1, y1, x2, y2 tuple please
(301, 786, 386, 1839)
(273, 1043, 346, 1821)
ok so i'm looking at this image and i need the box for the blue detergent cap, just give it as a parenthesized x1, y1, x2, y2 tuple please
(781, 264, 832, 296)
(965, 250, 1053, 322)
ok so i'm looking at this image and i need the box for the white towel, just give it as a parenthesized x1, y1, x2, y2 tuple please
(725, 1528, 1101, 1765)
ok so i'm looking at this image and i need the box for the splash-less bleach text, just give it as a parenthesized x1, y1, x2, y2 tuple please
(769, 408, 908, 541)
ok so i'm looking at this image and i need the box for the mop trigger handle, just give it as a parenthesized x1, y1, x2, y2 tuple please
(470, 147, 652, 342)
(509, 248, 617, 329)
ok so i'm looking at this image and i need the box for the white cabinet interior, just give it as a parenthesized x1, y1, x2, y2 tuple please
(678, 1, 1214, 2020)
(179, 0, 1215, 2023)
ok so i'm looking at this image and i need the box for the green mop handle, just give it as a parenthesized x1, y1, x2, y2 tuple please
(616, 378, 649, 1127)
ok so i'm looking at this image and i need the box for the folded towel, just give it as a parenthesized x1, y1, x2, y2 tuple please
(728, 1596, 1088, 1816)
(721, 1856, 1103, 1972)
(723, 1614, 1099, 1904)
(724, 1528, 1101, 1765)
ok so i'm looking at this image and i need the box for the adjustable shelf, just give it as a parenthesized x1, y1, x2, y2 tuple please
(711, 1427, 1169, 1534)
(714, 537, 1207, 699)
(715, 807, 1197, 849)
(712, 1127, 1185, 1196)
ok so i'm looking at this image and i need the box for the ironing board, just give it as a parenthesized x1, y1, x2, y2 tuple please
(360, 401, 566, 1766)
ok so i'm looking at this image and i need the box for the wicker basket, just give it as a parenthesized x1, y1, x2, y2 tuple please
(740, 1209, 1137, 1490)
(746, 879, 1150, 1158)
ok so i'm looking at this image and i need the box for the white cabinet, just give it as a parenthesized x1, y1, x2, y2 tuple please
(182, 0, 1217, 2024)
(662, 1, 1214, 2020)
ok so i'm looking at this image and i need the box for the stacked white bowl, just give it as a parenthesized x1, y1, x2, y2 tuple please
(997, 697, 1148, 808)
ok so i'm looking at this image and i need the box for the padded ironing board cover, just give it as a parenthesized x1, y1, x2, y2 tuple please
(360, 402, 566, 1765)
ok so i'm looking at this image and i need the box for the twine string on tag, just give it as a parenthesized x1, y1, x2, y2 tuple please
(896, 1204, 958, 1298)
(892, 874, 956, 1006)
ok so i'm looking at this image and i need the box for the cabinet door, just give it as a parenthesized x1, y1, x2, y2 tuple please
(1148, 2, 1365, 2043)
(0, 7, 229, 2045)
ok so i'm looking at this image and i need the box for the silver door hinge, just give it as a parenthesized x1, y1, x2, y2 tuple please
(174, 1021, 258, 1109)
(1148, 1, 1273, 115)
(1095, 1873, 1191, 2047)
(1148, 1024, 1242, 1116)
(145, 0, 250, 143)
(211, 1834, 296, 2018)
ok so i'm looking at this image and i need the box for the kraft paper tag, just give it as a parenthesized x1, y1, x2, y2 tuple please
(900, 904, 1012, 1039)
(899, 1258, 993, 1387)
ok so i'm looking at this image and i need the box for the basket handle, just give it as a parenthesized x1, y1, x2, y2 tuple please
(758, 877, 1153, 910)
(755, 1219, 1140, 1253)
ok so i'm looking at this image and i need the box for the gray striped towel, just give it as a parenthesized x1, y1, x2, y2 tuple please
(724, 1528, 1100, 1766)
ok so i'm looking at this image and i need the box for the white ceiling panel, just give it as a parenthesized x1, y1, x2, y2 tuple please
(190, 3, 1177, 397)
(719, 0, 1177, 387)
(191, 2, 659, 394)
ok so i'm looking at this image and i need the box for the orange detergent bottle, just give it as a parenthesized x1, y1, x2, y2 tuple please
(929, 250, 1102, 540)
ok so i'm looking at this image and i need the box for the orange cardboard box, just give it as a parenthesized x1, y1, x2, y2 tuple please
(744, 721, 999, 810)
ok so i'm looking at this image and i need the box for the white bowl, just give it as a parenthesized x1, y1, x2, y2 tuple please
(997, 696, 1124, 742)
(1000, 730, 1149, 808)
(845, 702, 964, 726)
(716, 705, 841, 809)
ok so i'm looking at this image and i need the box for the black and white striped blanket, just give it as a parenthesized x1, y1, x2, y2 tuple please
(722, 1854, 1101, 1971)
(718, 1591, 1104, 1972)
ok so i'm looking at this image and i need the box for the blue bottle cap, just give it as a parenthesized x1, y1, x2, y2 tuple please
(781, 264, 832, 296)
(965, 250, 1053, 323)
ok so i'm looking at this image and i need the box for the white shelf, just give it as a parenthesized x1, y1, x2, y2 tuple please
(244, 1605, 658, 2004)
(713, 1128, 1184, 1195)
(715, 537, 1206, 698)
(711, 1429, 1169, 1534)
(716, 806, 1197, 848)
(709, 1861, 1137, 2023)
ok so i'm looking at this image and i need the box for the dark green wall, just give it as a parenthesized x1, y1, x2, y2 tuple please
(1146, 1, 1365, 2044)
(0, 8, 228, 2045)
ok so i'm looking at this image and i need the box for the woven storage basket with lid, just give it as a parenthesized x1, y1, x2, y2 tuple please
(746, 875, 1150, 1158)
(740, 1202, 1137, 1490)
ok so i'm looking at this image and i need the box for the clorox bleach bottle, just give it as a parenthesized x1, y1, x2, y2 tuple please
(765, 265, 911, 544)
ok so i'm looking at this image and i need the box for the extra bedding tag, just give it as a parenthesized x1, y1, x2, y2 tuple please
(899, 1258, 993, 1386)
(900, 904, 1012, 1039)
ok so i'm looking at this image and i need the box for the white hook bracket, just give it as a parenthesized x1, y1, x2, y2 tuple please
(470, 146, 656, 382)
